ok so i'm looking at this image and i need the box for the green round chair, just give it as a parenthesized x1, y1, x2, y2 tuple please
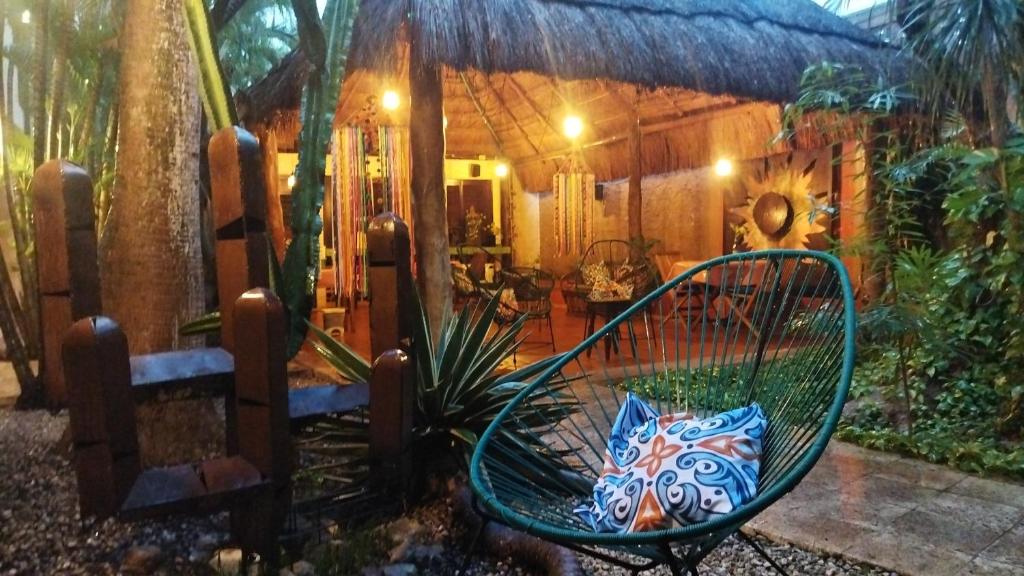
(470, 250, 856, 576)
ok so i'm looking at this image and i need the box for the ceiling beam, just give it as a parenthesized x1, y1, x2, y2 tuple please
(518, 101, 769, 166)
(506, 76, 563, 142)
(478, 74, 542, 157)
(458, 72, 506, 157)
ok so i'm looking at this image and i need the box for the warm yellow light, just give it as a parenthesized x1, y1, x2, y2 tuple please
(21, 10, 30, 24)
(287, 173, 296, 189)
(381, 90, 401, 111)
(495, 163, 509, 178)
(714, 158, 734, 177)
(563, 115, 584, 140)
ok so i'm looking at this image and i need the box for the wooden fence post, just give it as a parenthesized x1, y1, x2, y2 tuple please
(32, 160, 101, 406)
(366, 212, 414, 360)
(231, 288, 289, 562)
(209, 126, 269, 354)
(63, 316, 140, 518)
(370, 349, 415, 491)
(367, 212, 415, 495)
(210, 126, 269, 457)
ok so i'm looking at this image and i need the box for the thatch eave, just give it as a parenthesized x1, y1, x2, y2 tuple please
(346, 0, 905, 105)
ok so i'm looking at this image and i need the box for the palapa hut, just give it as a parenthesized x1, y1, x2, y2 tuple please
(251, 0, 902, 331)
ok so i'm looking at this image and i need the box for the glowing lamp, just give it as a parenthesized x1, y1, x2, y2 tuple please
(563, 115, 584, 140)
(287, 173, 297, 189)
(21, 10, 30, 24)
(495, 163, 509, 178)
(381, 90, 401, 111)
(714, 158, 734, 177)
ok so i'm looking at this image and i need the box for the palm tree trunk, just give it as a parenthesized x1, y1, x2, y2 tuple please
(47, 0, 71, 160)
(96, 86, 119, 231)
(101, 0, 219, 466)
(0, 38, 40, 358)
(75, 57, 106, 165)
(30, 0, 49, 168)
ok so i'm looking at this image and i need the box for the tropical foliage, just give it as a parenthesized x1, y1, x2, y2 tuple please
(781, 0, 1024, 478)
(309, 289, 579, 464)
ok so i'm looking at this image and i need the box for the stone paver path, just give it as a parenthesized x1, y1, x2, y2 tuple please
(746, 441, 1024, 576)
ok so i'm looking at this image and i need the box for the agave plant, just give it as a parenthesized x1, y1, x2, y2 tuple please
(308, 289, 581, 463)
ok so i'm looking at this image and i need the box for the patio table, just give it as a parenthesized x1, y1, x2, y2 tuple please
(665, 258, 767, 335)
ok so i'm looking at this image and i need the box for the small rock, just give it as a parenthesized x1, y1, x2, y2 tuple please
(209, 548, 242, 575)
(382, 564, 418, 576)
(406, 544, 443, 564)
(196, 533, 221, 552)
(121, 545, 164, 575)
(388, 540, 410, 563)
(290, 560, 315, 576)
(387, 518, 423, 544)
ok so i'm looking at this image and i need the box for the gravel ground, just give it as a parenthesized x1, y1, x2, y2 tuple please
(0, 410, 226, 575)
(1, 409, 896, 575)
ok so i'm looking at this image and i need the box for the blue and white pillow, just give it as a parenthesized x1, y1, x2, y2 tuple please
(575, 394, 766, 533)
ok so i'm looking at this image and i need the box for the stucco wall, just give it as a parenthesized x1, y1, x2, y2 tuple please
(522, 147, 833, 277)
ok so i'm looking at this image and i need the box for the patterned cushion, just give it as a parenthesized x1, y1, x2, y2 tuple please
(581, 262, 611, 286)
(575, 394, 766, 533)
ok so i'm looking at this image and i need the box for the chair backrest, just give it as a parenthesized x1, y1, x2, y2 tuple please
(478, 250, 855, 500)
(570, 240, 658, 301)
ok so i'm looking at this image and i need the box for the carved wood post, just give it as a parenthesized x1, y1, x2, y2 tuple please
(210, 126, 270, 457)
(367, 212, 414, 360)
(231, 288, 290, 562)
(209, 127, 270, 353)
(370, 349, 414, 492)
(32, 160, 101, 405)
(64, 316, 140, 518)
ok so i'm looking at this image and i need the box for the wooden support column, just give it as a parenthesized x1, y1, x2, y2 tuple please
(409, 45, 451, 336)
(367, 213, 414, 360)
(32, 160, 102, 406)
(627, 114, 643, 240)
(64, 316, 140, 519)
(835, 140, 872, 302)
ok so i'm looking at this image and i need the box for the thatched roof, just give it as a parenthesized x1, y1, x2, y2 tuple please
(348, 0, 900, 104)
(239, 48, 310, 131)
(327, 0, 903, 190)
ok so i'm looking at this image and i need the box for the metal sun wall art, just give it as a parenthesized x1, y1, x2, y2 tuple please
(732, 160, 827, 251)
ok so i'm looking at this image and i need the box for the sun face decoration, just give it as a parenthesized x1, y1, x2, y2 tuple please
(731, 160, 828, 250)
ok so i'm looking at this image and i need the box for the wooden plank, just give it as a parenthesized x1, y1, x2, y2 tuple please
(119, 456, 266, 520)
(129, 347, 234, 401)
(288, 382, 369, 421)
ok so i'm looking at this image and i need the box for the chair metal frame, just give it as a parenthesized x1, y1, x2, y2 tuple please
(499, 266, 557, 354)
(468, 250, 857, 576)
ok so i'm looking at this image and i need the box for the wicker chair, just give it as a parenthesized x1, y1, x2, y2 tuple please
(470, 250, 855, 575)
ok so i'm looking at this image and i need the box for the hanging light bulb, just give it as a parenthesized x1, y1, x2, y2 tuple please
(21, 10, 31, 24)
(563, 115, 584, 140)
(714, 158, 734, 177)
(381, 90, 401, 111)
(495, 163, 509, 178)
